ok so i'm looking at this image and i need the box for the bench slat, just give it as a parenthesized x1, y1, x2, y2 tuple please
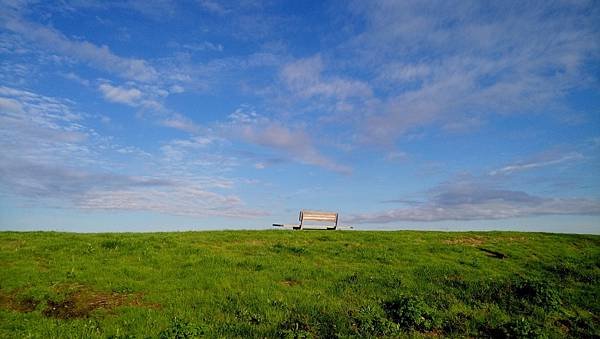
(302, 217, 337, 222)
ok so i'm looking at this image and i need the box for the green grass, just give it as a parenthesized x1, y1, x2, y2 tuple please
(0, 230, 598, 338)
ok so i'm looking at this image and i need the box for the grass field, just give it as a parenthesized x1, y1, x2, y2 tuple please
(0, 230, 598, 338)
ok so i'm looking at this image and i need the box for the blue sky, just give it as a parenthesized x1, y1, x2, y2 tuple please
(0, 0, 599, 233)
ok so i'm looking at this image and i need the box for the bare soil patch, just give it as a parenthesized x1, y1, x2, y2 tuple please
(0, 285, 160, 319)
(43, 288, 160, 319)
(0, 291, 39, 312)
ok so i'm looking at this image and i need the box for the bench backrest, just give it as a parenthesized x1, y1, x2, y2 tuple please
(299, 210, 338, 229)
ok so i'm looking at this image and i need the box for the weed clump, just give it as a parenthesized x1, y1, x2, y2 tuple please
(382, 294, 436, 331)
(277, 312, 312, 338)
(546, 260, 599, 284)
(558, 313, 599, 338)
(351, 304, 398, 336)
(513, 278, 560, 310)
(481, 317, 544, 338)
(468, 277, 561, 311)
(159, 317, 204, 339)
(442, 311, 471, 334)
(101, 239, 122, 250)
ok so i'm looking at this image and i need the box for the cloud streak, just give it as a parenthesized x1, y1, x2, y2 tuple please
(489, 152, 585, 176)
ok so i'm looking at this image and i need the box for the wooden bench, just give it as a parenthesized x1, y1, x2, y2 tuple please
(273, 210, 340, 230)
(299, 210, 338, 230)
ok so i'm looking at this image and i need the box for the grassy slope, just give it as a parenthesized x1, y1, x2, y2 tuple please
(0, 230, 598, 338)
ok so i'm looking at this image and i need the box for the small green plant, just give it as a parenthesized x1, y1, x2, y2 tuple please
(494, 317, 543, 338)
(277, 312, 312, 338)
(101, 239, 121, 250)
(352, 304, 398, 336)
(382, 294, 435, 331)
(159, 317, 204, 339)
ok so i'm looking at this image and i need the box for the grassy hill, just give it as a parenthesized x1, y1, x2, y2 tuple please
(0, 230, 598, 338)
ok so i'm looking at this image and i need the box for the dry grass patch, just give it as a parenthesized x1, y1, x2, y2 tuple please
(442, 236, 486, 246)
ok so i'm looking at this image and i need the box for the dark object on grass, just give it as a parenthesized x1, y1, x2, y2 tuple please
(478, 247, 507, 259)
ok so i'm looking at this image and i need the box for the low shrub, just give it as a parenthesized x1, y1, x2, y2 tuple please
(467, 277, 561, 311)
(513, 278, 560, 310)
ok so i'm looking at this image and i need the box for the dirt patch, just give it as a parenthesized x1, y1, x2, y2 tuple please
(281, 279, 301, 287)
(43, 288, 160, 319)
(1, 285, 160, 319)
(0, 292, 39, 313)
(43, 298, 84, 319)
(443, 237, 486, 246)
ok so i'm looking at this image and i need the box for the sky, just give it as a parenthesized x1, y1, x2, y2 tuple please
(0, 0, 599, 233)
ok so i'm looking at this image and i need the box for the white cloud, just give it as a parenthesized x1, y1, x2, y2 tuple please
(376, 62, 431, 84)
(98, 83, 142, 105)
(96, 83, 200, 134)
(281, 55, 372, 100)
(169, 85, 185, 93)
(160, 114, 201, 133)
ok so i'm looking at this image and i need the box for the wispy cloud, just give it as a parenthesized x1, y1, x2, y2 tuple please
(197, 0, 228, 15)
(183, 41, 224, 52)
(0, 86, 263, 218)
(225, 107, 351, 174)
(281, 55, 372, 100)
(336, 1, 600, 144)
(78, 185, 265, 218)
(489, 152, 585, 176)
(160, 114, 201, 134)
(96, 82, 201, 133)
(3, 18, 158, 82)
